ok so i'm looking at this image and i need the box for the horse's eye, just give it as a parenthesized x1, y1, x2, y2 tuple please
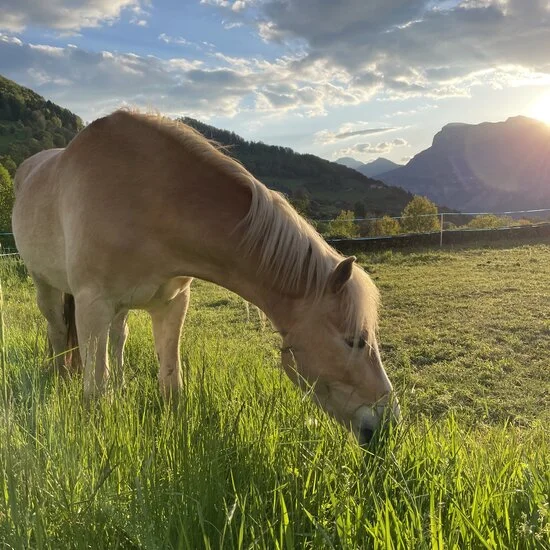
(345, 337, 366, 349)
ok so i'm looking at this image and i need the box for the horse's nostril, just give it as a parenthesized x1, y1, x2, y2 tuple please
(360, 426, 374, 445)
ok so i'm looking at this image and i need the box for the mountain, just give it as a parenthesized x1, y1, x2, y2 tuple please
(379, 116, 550, 212)
(182, 118, 414, 218)
(0, 75, 83, 173)
(358, 157, 403, 178)
(336, 156, 403, 178)
(335, 156, 365, 170)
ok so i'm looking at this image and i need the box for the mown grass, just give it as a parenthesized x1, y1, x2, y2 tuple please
(0, 245, 549, 549)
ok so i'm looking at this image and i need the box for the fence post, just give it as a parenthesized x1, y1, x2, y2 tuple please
(439, 213, 444, 247)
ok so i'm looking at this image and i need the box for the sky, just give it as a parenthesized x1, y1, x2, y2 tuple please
(1, 0, 550, 165)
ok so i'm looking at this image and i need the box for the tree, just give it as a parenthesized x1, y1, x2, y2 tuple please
(53, 132, 67, 148)
(327, 210, 359, 238)
(0, 155, 17, 177)
(0, 164, 14, 231)
(50, 115, 62, 128)
(290, 188, 310, 216)
(369, 215, 401, 236)
(401, 195, 439, 233)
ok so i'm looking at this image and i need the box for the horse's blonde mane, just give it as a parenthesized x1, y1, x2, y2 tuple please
(242, 187, 380, 343)
(117, 110, 379, 342)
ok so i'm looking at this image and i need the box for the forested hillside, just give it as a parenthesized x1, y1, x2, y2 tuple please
(182, 118, 414, 218)
(0, 75, 83, 174)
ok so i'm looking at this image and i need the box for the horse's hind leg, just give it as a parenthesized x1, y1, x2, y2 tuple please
(34, 277, 70, 374)
(74, 292, 114, 399)
(109, 310, 129, 389)
(149, 284, 191, 399)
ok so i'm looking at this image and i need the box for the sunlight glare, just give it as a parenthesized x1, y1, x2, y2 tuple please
(528, 93, 550, 125)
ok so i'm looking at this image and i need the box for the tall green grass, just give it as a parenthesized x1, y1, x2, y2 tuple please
(0, 250, 549, 549)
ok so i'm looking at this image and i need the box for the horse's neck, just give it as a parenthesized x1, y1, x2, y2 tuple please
(169, 169, 309, 331)
(205, 259, 300, 334)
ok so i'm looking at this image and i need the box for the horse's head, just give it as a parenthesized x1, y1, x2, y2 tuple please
(281, 256, 399, 445)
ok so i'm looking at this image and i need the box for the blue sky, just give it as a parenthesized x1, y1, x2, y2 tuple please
(1, 0, 550, 165)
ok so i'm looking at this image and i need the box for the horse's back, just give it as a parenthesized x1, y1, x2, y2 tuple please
(59, 111, 250, 266)
(12, 110, 253, 304)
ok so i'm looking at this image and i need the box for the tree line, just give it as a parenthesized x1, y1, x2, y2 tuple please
(321, 196, 543, 239)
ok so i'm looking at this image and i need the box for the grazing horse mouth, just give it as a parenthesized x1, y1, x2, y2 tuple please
(359, 425, 375, 446)
(355, 399, 400, 447)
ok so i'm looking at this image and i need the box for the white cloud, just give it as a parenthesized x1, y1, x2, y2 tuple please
(223, 20, 244, 29)
(314, 123, 398, 144)
(165, 58, 204, 71)
(232, 1, 247, 12)
(200, 0, 251, 12)
(27, 68, 72, 86)
(159, 33, 217, 52)
(159, 33, 192, 46)
(0, 36, 384, 122)
(391, 138, 408, 146)
(8, 0, 550, 130)
(0, 0, 147, 32)
(0, 33, 23, 46)
(337, 138, 409, 157)
(216, 0, 550, 101)
(200, 0, 247, 8)
(29, 44, 65, 56)
(382, 104, 437, 118)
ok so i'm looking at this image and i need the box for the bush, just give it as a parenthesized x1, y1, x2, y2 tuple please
(327, 210, 359, 238)
(369, 215, 401, 236)
(467, 215, 513, 229)
(0, 164, 14, 231)
(0, 156, 17, 177)
(401, 196, 439, 233)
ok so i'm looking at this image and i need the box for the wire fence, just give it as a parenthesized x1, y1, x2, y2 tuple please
(0, 232, 17, 258)
(315, 207, 550, 246)
(312, 207, 550, 223)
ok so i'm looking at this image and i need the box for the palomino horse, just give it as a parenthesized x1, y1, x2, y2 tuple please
(12, 110, 399, 444)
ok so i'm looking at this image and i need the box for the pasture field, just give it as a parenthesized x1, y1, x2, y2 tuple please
(0, 244, 549, 549)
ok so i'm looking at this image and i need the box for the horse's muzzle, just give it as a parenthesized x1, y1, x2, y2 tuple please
(356, 398, 401, 447)
(359, 425, 375, 446)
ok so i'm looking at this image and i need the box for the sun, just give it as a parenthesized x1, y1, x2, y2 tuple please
(528, 93, 550, 125)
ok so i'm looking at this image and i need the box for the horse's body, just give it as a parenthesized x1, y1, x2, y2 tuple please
(12, 110, 398, 444)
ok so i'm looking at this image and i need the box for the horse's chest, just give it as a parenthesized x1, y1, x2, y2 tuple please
(120, 277, 191, 310)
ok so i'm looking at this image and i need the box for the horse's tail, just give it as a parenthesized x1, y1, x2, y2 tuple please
(63, 293, 81, 372)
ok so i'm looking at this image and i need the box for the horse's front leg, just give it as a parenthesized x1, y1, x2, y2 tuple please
(109, 310, 129, 390)
(74, 292, 115, 400)
(148, 283, 191, 399)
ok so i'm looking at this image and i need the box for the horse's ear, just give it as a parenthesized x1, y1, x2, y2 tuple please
(328, 256, 356, 294)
